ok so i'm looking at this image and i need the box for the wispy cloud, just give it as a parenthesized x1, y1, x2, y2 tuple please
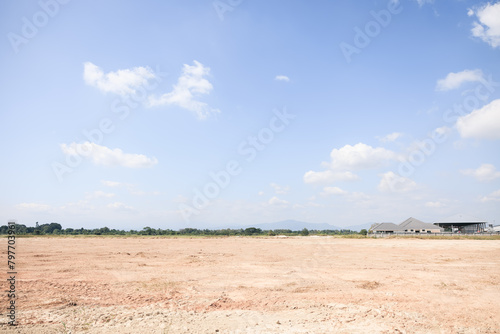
(270, 183, 290, 194)
(378, 132, 403, 143)
(461, 163, 500, 182)
(275, 75, 290, 82)
(83, 62, 156, 96)
(480, 189, 500, 202)
(321, 186, 347, 196)
(268, 196, 289, 206)
(425, 201, 445, 208)
(100, 180, 159, 196)
(469, 2, 500, 48)
(415, 0, 434, 7)
(304, 170, 359, 184)
(16, 202, 51, 212)
(87, 190, 115, 199)
(149, 60, 219, 119)
(107, 202, 136, 212)
(436, 69, 484, 91)
(60, 142, 158, 168)
(101, 180, 123, 187)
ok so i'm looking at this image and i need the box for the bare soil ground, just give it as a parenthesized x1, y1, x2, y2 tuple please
(1, 237, 499, 333)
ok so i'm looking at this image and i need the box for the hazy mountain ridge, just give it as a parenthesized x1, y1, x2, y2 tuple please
(237, 220, 372, 232)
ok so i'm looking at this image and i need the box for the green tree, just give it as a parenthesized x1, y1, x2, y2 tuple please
(300, 228, 309, 236)
(244, 227, 262, 235)
(40, 222, 62, 234)
(360, 229, 368, 236)
(141, 227, 153, 235)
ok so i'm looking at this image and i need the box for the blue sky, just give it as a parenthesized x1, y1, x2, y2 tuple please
(1, 0, 499, 230)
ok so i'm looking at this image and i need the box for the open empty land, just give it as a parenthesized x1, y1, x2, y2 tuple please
(1, 237, 499, 333)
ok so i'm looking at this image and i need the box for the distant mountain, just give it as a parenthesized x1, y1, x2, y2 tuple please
(344, 222, 374, 232)
(238, 219, 342, 231)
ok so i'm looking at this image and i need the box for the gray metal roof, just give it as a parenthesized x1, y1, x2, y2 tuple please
(399, 217, 442, 230)
(436, 214, 487, 224)
(370, 222, 404, 231)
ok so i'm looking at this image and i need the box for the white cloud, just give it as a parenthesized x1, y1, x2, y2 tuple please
(326, 143, 398, 170)
(470, 2, 500, 48)
(268, 196, 289, 206)
(304, 143, 397, 185)
(456, 99, 500, 139)
(270, 183, 290, 194)
(60, 142, 158, 168)
(83, 62, 156, 96)
(379, 132, 403, 143)
(148, 60, 219, 120)
(461, 163, 500, 182)
(321, 186, 347, 196)
(378, 171, 418, 193)
(480, 189, 500, 202)
(436, 69, 484, 91)
(303, 170, 359, 184)
(16, 202, 51, 212)
(258, 191, 264, 196)
(275, 75, 290, 82)
(425, 201, 445, 208)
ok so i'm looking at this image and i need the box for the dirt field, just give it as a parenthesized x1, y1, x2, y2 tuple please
(1, 236, 499, 333)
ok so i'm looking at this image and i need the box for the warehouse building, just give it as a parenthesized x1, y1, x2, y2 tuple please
(399, 217, 443, 233)
(369, 222, 404, 234)
(434, 214, 488, 233)
(370, 217, 443, 234)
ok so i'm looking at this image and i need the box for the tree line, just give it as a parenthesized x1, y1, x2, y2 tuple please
(0, 222, 367, 236)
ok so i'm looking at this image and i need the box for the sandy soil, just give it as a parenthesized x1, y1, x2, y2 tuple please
(1, 236, 499, 333)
